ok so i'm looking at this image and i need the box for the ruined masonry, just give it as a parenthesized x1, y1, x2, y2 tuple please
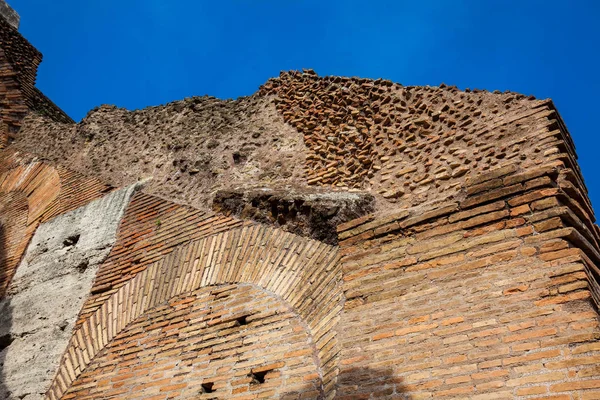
(1, 2, 600, 400)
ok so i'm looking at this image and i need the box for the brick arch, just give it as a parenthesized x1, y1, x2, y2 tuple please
(63, 283, 324, 399)
(0, 153, 113, 296)
(0, 161, 60, 295)
(0, 191, 28, 295)
(0, 160, 61, 224)
(47, 225, 342, 400)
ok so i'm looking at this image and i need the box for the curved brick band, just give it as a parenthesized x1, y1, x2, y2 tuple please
(0, 160, 60, 224)
(0, 152, 112, 297)
(47, 225, 341, 400)
(0, 160, 59, 296)
(65, 283, 325, 399)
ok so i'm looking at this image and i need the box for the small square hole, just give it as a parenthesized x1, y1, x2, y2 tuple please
(249, 370, 269, 384)
(201, 382, 214, 393)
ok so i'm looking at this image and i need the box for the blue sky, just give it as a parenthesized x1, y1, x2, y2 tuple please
(10, 0, 600, 212)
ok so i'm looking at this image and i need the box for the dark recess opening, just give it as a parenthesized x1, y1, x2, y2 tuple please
(63, 234, 80, 247)
(235, 315, 249, 326)
(249, 369, 271, 384)
(201, 382, 214, 393)
(232, 151, 247, 164)
(0, 334, 14, 352)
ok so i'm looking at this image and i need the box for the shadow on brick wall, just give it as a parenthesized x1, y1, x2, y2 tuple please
(0, 223, 14, 399)
(284, 365, 411, 399)
(333, 366, 411, 399)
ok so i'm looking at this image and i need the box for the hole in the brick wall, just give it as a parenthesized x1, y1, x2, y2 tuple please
(0, 333, 14, 351)
(63, 234, 80, 247)
(234, 315, 249, 326)
(248, 369, 271, 385)
(201, 382, 214, 393)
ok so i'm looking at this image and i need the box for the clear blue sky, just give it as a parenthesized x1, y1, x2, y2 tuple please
(10, 0, 600, 213)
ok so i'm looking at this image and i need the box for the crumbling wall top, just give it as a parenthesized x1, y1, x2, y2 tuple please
(0, 1, 19, 30)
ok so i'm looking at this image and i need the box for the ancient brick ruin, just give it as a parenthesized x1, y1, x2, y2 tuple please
(1, 2, 600, 399)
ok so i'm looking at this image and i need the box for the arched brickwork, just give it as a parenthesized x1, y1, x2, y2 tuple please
(0, 151, 112, 296)
(63, 284, 323, 399)
(75, 191, 247, 327)
(0, 161, 60, 295)
(0, 191, 27, 295)
(0, 160, 60, 224)
(47, 225, 341, 400)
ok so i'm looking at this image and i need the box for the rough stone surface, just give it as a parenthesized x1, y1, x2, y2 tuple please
(213, 186, 375, 244)
(0, 184, 138, 400)
(0, 1, 19, 30)
(16, 97, 307, 210)
(13, 70, 576, 216)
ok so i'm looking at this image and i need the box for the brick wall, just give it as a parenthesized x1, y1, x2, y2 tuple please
(46, 213, 341, 399)
(76, 191, 248, 325)
(13, 78, 597, 398)
(34, 150, 600, 399)
(63, 284, 323, 399)
(0, 190, 27, 295)
(0, 46, 27, 147)
(0, 15, 599, 396)
(0, 149, 111, 296)
(336, 161, 600, 399)
(0, 15, 72, 147)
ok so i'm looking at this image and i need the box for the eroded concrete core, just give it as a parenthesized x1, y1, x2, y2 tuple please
(0, 184, 139, 400)
(213, 186, 375, 244)
(0, 0, 19, 30)
(17, 97, 307, 210)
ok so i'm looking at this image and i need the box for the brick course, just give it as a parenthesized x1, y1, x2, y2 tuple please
(335, 161, 600, 399)
(47, 221, 340, 399)
(0, 149, 111, 296)
(64, 285, 322, 399)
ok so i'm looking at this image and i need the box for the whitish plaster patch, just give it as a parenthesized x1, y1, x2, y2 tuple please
(0, 184, 140, 400)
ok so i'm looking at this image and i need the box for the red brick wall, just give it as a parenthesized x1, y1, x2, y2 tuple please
(63, 284, 322, 399)
(0, 17, 72, 147)
(77, 192, 248, 326)
(41, 154, 600, 400)
(336, 161, 600, 399)
(47, 219, 341, 399)
(39, 120, 600, 399)
(0, 190, 27, 295)
(0, 44, 596, 396)
(0, 149, 112, 296)
(0, 47, 28, 147)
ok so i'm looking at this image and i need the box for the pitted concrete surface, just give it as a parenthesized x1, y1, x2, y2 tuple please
(0, 184, 139, 400)
(0, 0, 19, 30)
